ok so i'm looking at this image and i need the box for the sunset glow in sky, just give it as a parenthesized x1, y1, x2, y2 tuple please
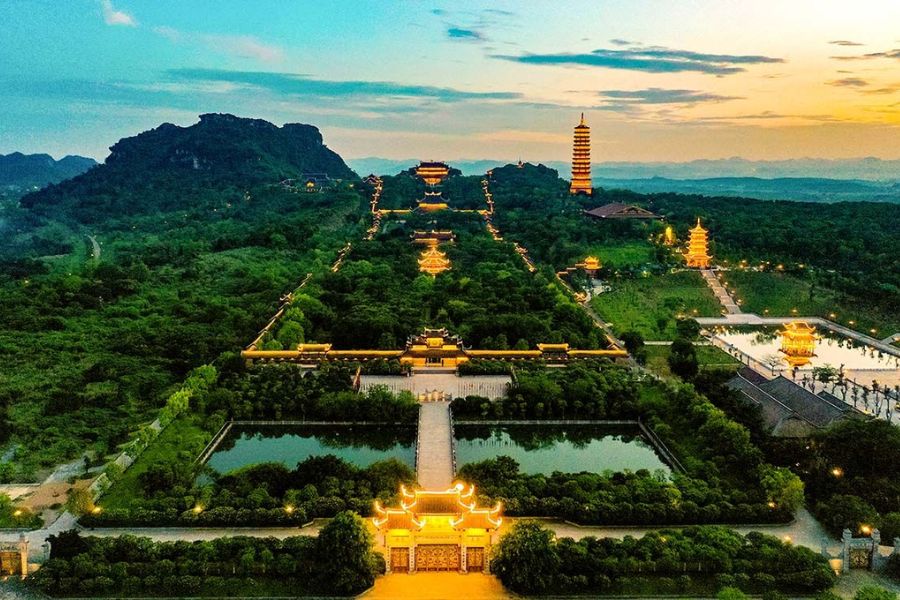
(2, 0, 900, 162)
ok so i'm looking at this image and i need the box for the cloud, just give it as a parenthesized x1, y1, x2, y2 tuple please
(447, 27, 485, 42)
(153, 27, 283, 63)
(826, 77, 869, 87)
(609, 39, 639, 47)
(99, 0, 136, 27)
(829, 40, 864, 47)
(597, 88, 742, 105)
(862, 83, 900, 95)
(168, 69, 521, 103)
(492, 44, 784, 75)
(831, 48, 900, 61)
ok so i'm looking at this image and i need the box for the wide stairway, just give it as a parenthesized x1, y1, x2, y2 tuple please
(416, 402, 454, 489)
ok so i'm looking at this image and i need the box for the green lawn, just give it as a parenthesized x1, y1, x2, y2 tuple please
(588, 241, 656, 267)
(591, 271, 722, 340)
(99, 416, 211, 510)
(644, 344, 740, 379)
(725, 271, 900, 335)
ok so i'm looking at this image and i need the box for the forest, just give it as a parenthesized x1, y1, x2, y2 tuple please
(261, 209, 605, 351)
(0, 184, 366, 480)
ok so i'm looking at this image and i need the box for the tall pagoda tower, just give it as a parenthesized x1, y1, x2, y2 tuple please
(569, 113, 592, 195)
(685, 218, 712, 268)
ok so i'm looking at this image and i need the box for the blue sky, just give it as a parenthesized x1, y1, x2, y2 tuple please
(2, 0, 899, 162)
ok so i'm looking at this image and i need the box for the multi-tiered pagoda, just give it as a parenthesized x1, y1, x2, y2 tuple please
(569, 113, 592, 195)
(685, 218, 712, 268)
(418, 245, 451, 276)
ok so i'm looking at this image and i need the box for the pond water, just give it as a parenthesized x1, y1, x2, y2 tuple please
(454, 424, 671, 476)
(204, 424, 417, 474)
(714, 326, 900, 373)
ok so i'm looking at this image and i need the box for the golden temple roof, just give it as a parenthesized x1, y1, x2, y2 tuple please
(373, 484, 502, 533)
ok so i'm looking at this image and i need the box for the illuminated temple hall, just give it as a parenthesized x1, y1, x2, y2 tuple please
(415, 161, 451, 210)
(418, 245, 451, 277)
(374, 484, 502, 573)
(243, 327, 626, 366)
(685, 218, 712, 268)
(780, 321, 818, 367)
(569, 113, 592, 195)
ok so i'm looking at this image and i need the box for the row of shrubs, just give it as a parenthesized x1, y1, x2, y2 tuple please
(491, 522, 836, 595)
(30, 512, 382, 596)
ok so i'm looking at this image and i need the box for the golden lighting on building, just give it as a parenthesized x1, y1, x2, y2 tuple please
(418, 244, 451, 277)
(569, 113, 592, 195)
(415, 161, 450, 186)
(373, 483, 502, 573)
(685, 218, 712, 269)
(663, 225, 676, 246)
(779, 321, 817, 367)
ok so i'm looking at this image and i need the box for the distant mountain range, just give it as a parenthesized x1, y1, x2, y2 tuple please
(349, 156, 900, 180)
(0, 152, 96, 190)
(348, 156, 900, 203)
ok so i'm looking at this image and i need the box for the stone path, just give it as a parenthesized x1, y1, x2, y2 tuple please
(416, 402, 455, 489)
(361, 373, 510, 401)
(701, 268, 741, 314)
(363, 572, 514, 599)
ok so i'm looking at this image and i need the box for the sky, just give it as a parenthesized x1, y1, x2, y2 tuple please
(2, 0, 900, 164)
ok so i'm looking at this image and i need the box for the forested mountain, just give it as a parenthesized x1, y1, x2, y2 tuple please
(19, 113, 358, 222)
(0, 152, 96, 187)
(0, 115, 366, 480)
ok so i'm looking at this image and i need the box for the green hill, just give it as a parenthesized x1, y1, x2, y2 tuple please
(20, 113, 357, 222)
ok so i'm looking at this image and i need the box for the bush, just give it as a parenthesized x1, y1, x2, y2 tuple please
(490, 522, 835, 595)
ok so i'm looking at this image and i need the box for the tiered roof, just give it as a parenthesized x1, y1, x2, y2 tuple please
(373, 484, 502, 533)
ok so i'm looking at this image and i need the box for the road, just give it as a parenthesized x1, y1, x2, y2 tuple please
(87, 234, 100, 261)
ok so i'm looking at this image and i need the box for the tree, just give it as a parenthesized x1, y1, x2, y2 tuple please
(313, 511, 380, 594)
(490, 521, 560, 594)
(675, 318, 701, 340)
(621, 331, 647, 364)
(65, 488, 95, 516)
(668, 338, 699, 380)
(718, 588, 749, 600)
(759, 465, 805, 512)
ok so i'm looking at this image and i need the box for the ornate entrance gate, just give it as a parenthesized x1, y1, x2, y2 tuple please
(466, 547, 485, 570)
(416, 545, 460, 571)
(390, 548, 410, 572)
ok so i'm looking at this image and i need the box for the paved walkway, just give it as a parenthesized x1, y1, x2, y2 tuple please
(361, 374, 510, 401)
(883, 333, 900, 345)
(416, 402, 455, 489)
(701, 268, 741, 314)
(363, 572, 513, 599)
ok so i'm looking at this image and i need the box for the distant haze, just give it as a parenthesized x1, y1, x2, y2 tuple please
(348, 157, 900, 181)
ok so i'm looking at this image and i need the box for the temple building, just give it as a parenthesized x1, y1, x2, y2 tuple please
(584, 202, 659, 220)
(243, 327, 629, 366)
(780, 321, 817, 367)
(374, 484, 502, 573)
(412, 230, 456, 245)
(415, 161, 450, 186)
(418, 245, 451, 277)
(685, 218, 712, 268)
(569, 114, 592, 195)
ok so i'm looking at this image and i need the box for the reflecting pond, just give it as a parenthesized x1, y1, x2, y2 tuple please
(205, 424, 416, 474)
(454, 424, 671, 476)
(714, 326, 900, 373)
